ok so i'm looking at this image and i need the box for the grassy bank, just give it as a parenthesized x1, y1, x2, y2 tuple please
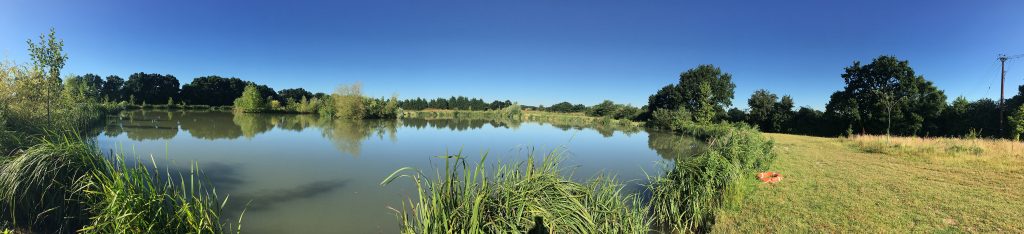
(714, 134, 1024, 232)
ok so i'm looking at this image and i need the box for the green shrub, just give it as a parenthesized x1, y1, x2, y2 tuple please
(232, 84, 267, 113)
(332, 83, 366, 119)
(364, 95, 400, 119)
(647, 108, 692, 130)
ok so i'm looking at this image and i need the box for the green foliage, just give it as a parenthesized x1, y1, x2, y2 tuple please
(940, 96, 971, 136)
(381, 150, 649, 233)
(180, 76, 250, 106)
(65, 74, 104, 101)
(285, 96, 322, 114)
(123, 72, 180, 105)
(279, 88, 313, 103)
(587, 100, 619, 117)
(746, 89, 795, 132)
(647, 108, 692, 130)
(1, 64, 108, 137)
(332, 83, 367, 119)
(725, 107, 746, 123)
(647, 121, 775, 232)
(1009, 105, 1024, 141)
(825, 55, 946, 136)
(399, 96, 510, 111)
(233, 84, 268, 113)
(587, 100, 641, 120)
(101, 75, 124, 102)
(790, 107, 827, 136)
(364, 95, 401, 119)
(547, 101, 588, 113)
(647, 64, 735, 122)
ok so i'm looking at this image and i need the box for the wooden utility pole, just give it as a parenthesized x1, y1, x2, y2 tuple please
(1001, 55, 1007, 134)
(999, 54, 1024, 135)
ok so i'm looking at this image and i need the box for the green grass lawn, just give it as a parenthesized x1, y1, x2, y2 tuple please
(715, 133, 1024, 233)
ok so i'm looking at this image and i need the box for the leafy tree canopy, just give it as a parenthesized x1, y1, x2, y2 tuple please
(647, 64, 735, 123)
(123, 72, 180, 105)
(824, 55, 946, 136)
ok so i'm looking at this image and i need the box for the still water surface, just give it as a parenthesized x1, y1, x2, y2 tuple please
(94, 110, 700, 233)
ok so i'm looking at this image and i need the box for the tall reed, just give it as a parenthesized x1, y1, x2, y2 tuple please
(381, 150, 650, 233)
(647, 122, 776, 232)
(0, 133, 239, 233)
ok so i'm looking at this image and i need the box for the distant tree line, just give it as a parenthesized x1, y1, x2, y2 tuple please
(398, 97, 513, 111)
(645, 55, 1024, 140)
(67, 73, 325, 107)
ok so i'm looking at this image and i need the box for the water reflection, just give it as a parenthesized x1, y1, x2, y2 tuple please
(105, 110, 181, 140)
(646, 130, 706, 160)
(322, 119, 397, 157)
(180, 111, 244, 140)
(99, 110, 652, 156)
(400, 118, 519, 131)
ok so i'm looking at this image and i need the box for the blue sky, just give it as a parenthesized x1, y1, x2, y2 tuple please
(2, 0, 1023, 109)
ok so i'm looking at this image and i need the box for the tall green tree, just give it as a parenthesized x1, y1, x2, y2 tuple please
(967, 98, 1000, 137)
(745, 89, 794, 132)
(791, 107, 826, 136)
(64, 75, 100, 101)
(279, 88, 314, 103)
(941, 96, 971, 136)
(65, 74, 103, 101)
(27, 27, 68, 125)
(102, 75, 124, 102)
(123, 72, 180, 105)
(747, 89, 778, 130)
(180, 76, 249, 106)
(647, 64, 735, 123)
(824, 55, 946, 136)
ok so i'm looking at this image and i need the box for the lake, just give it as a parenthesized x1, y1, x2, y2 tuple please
(92, 110, 701, 233)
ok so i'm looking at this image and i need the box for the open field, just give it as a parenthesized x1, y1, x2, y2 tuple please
(715, 134, 1024, 232)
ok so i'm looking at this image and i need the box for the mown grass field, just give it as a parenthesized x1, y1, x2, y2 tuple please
(715, 133, 1024, 233)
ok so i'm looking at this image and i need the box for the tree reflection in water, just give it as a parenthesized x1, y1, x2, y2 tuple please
(97, 110, 684, 159)
(646, 130, 705, 160)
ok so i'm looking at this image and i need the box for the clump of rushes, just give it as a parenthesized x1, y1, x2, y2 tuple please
(381, 149, 650, 233)
(0, 133, 240, 233)
(647, 122, 776, 232)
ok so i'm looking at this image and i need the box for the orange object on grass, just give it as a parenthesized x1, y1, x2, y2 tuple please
(756, 172, 783, 183)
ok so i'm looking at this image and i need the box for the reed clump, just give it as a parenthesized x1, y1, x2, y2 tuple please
(647, 121, 776, 232)
(381, 150, 650, 233)
(0, 134, 238, 233)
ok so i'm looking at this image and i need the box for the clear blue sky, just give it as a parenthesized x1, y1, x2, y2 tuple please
(2, 0, 1023, 109)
